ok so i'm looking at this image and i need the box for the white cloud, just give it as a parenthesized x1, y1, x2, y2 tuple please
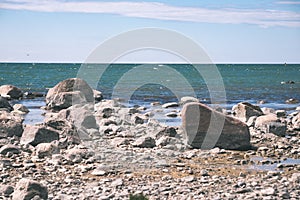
(1, 0, 300, 27)
(277, 1, 300, 5)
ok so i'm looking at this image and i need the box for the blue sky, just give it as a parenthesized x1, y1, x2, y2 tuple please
(0, 0, 300, 63)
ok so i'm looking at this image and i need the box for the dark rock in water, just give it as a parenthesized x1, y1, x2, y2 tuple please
(0, 112, 23, 138)
(0, 97, 13, 112)
(12, 179, 48, 200)
(285, 98, 299, 104)
(0, 144, 21, 155)
(23, 92, 45, 99)
(266, 122, 286, 136)
(21, 125, 59, 146)
(281, 80, 295, 84)
(165, 112, 178, 118)
(232, 102, 263, 122)
(46, 78, 94, 110)
(13, 104, 29, 113)
(275, 110, 286, 118)
(182, 103, 251, 150)
(162, 102, 179, 108)
(0, 85, 23, 99)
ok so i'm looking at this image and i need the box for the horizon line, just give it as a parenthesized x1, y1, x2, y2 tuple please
(0, 61, 299, 65)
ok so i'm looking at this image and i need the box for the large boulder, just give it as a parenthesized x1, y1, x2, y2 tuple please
(0, 97, 13, 112)
(0, 111, 23, 138)
(20, 125, 59, 146)
(232, 102, 263, 122)
(46, 78, 94, 110)
(182, 103, 251, 150)
(12, 179, 48, 200)
(0, 85, 23, 99)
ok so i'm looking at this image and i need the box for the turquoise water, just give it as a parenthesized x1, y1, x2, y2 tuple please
(0, 63, 299, 109)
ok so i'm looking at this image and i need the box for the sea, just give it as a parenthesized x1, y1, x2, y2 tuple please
(1, 63, 299, 124)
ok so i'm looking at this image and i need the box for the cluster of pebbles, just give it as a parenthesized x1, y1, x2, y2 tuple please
(0, 80, 300, 200)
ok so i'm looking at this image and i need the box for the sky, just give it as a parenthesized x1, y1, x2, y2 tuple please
(0, 0, 300, 63)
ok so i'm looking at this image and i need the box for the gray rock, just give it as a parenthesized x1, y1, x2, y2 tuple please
(0, 185, 14, 196)
(260, 187, 275, 196)
(21, 125, 59, 146)
(132, 115, 144, 124)
(156, 136, 179, 147)
(255, 113, 278, 130)
(276, 110, 286, 117)
(181, 175, 196, 183)
(0, 96, 13, 111)
(182, 103, 251, 150)
(44, 119, 81, 146)
(0, 85, 23, 99)
(232, 102, 263, 122)
(292, 112, 300, 130)
(290, 173, 300, 183)
(261, 107, 275, 115)
(155, 127, 177, 138)
(0, 144, 20, 155)
(35, 142, 59, 158)
(47, 91, 87, 111)
(12, 179, 48, 200)
(97, 107, 115, 119)
(162, 102, 179, 108)
(93, 89, 103, 102)
(65, 146, 92, 163)
(180, 96, 199, 105)
(246, 116, 257, 127)
(0, 111, 23, 138)
(132, 137, 156, 148)
(200, 169, 209, 176)
(46, 78, 94, 110)
(266, 122, 286, 136)
(91, 169, 106, 176)
(111, 138, 130, 147)
(66, 104, 98, 129)
(13, 104, 30, 113)
(111, 178, 123, 187)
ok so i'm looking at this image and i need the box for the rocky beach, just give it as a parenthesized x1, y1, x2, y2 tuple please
(0, 78, 300, 200)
